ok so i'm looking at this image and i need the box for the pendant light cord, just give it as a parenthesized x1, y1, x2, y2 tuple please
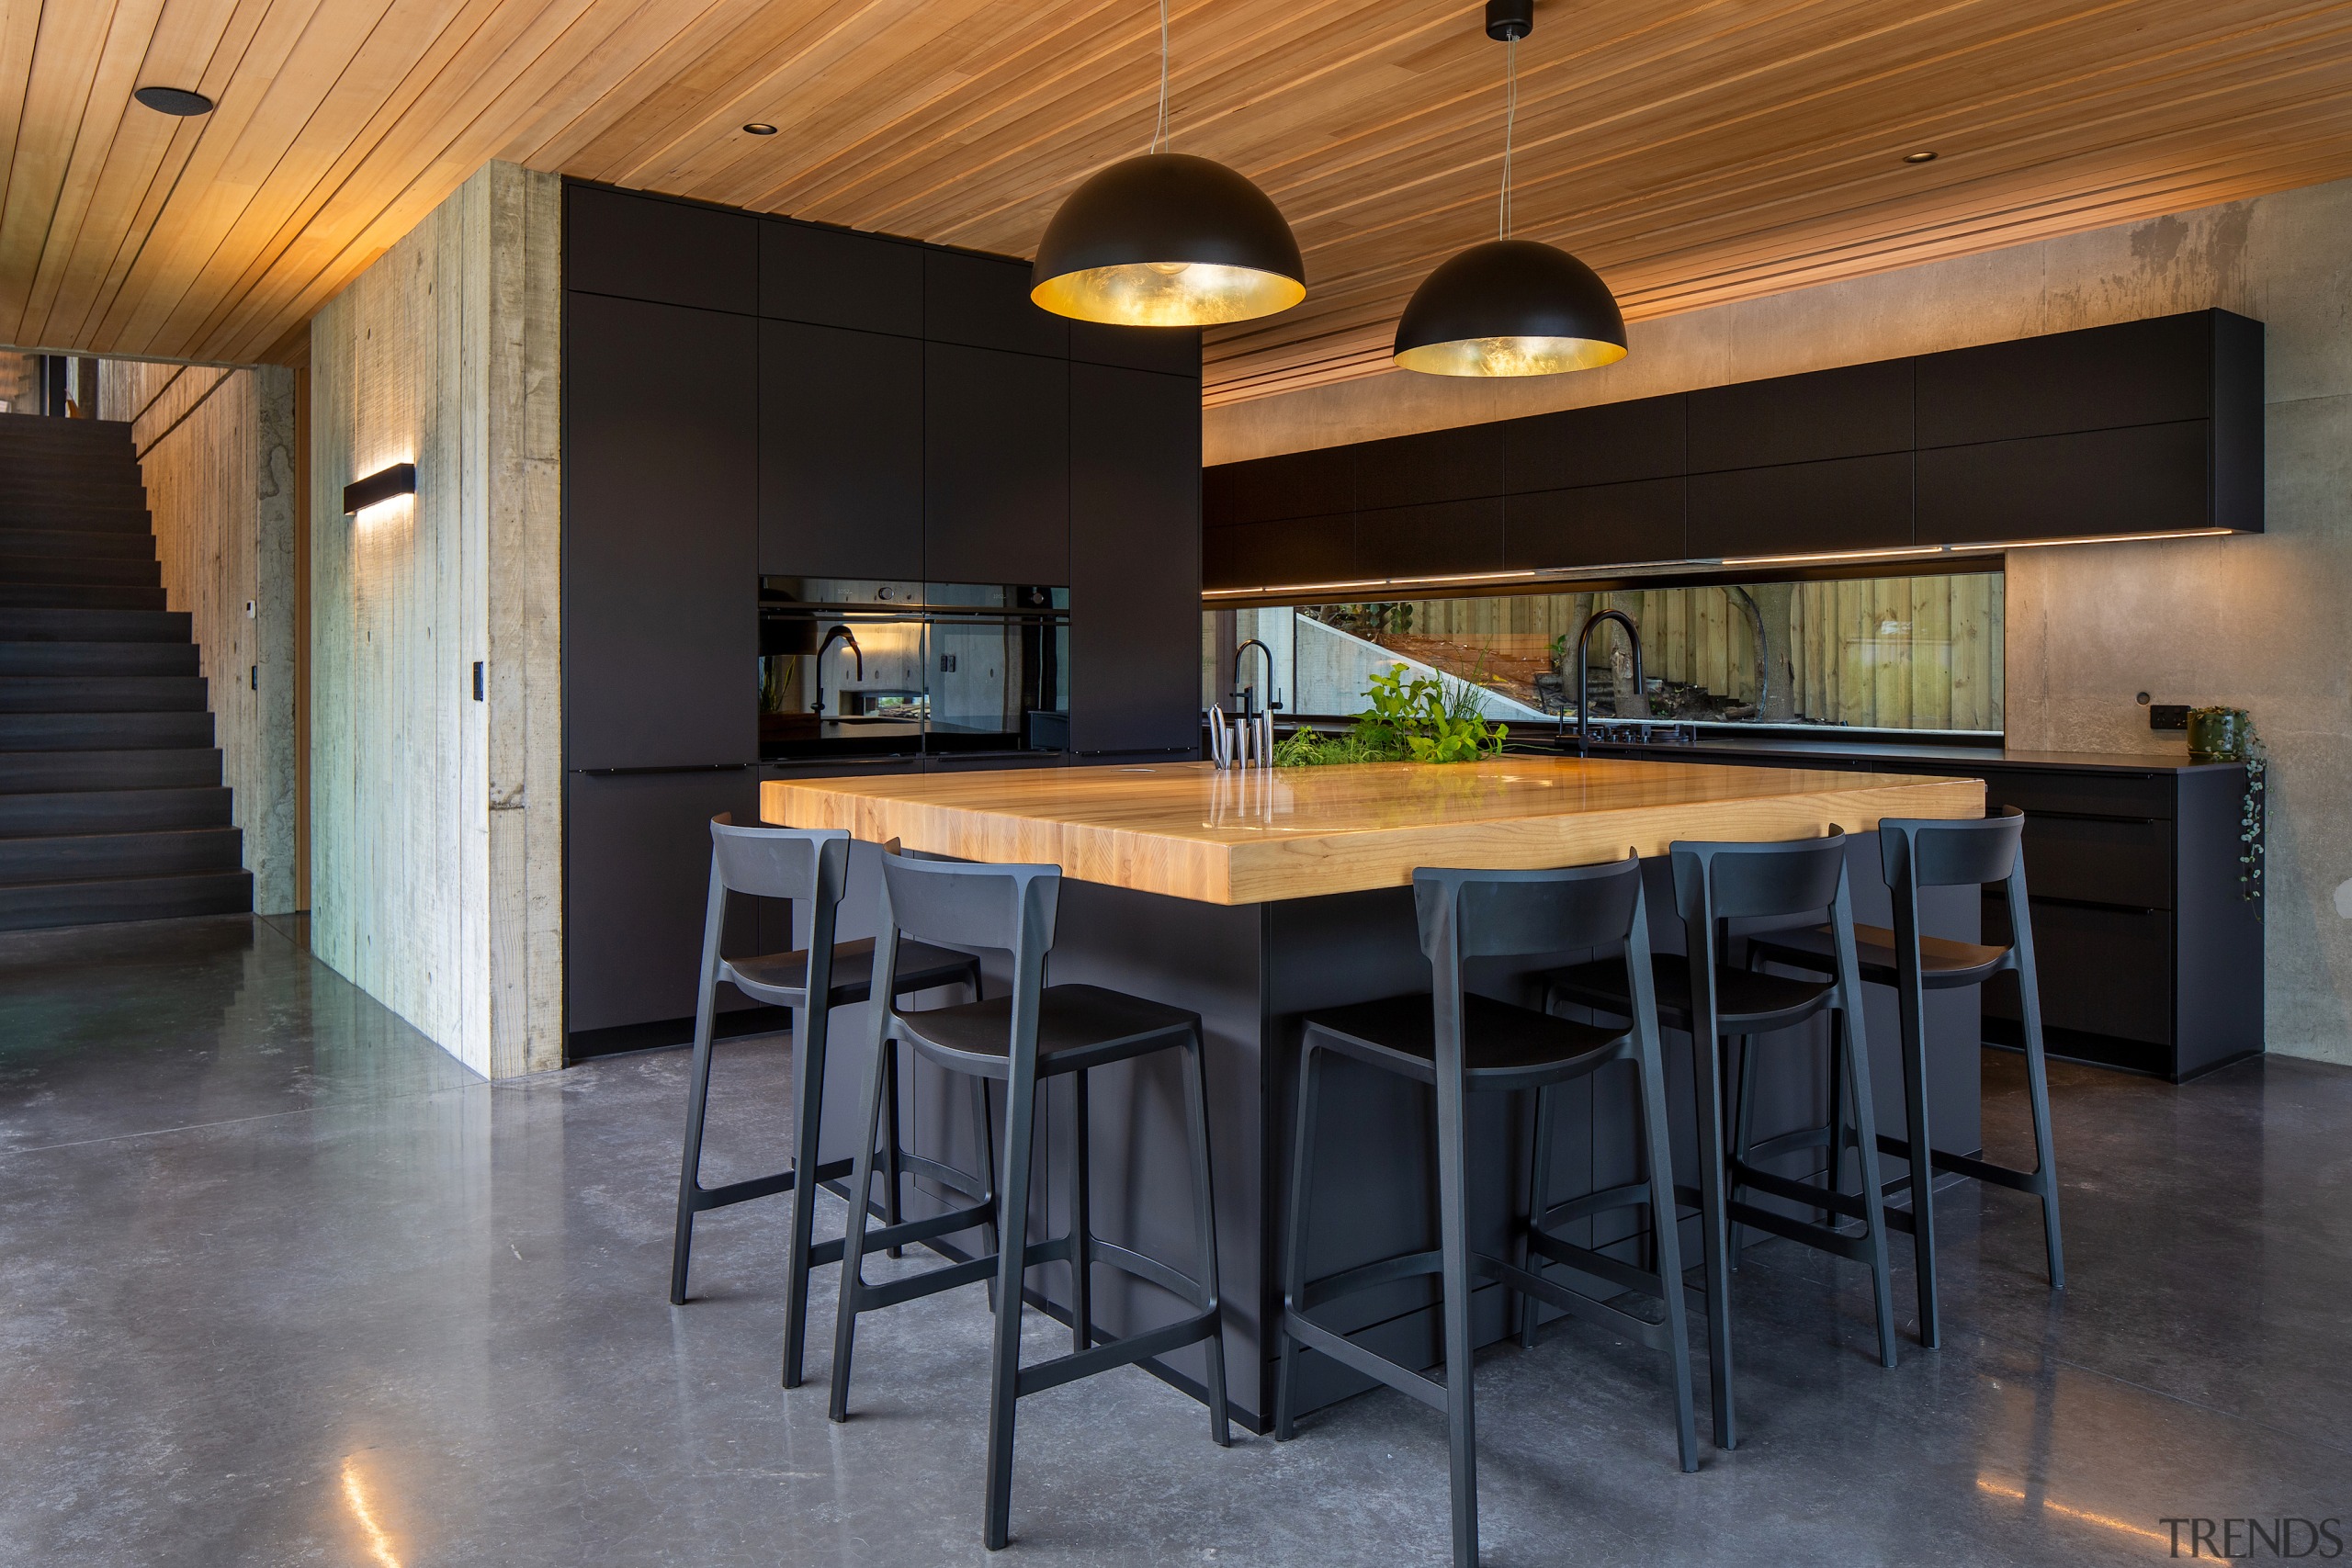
(1498, 36, 1517, 240)
(1151, 0, 1171, 153)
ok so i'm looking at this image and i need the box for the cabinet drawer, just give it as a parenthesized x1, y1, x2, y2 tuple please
(2019, 814, 2173, 909)
(1984, 897, 2172, 1045)
(1982, 769, 2175, 821)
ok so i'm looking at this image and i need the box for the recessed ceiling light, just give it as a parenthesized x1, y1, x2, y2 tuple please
(135, 85, 214, 116)
(743, 122, 777, 136)
(1903, 150, 1939, 164)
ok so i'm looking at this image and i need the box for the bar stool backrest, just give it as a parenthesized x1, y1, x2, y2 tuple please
(1879, 806, 2024, 892)
(876, 847, 1061, 1047)
(708, 813, 850, 905)
(1669, 830, 1849, 925)
(1412, 855, 1645, 962)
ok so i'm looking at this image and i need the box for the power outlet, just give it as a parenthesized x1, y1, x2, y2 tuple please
(2149, 704, 2189, 730)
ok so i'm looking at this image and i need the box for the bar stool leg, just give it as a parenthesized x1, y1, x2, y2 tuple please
(1893, 970, 1940, 1349)
(1273, 1043, 1324, 1442)
(782, 1000, 831, 1387)
(1728, 1035, 1758, 1261)
(2014, 944, 2066, 1290)
(1517, 1084, 1557, 1349)
(669, 981, 722, 1306)
(1835, 1004, 1900, 1370)
(1634, 1030, 1700, 1473)
(826, 1026, 899, 1424)
(1690, 1029, 1738, 1450)
(983, 1063, 1042, 1551)
(1181, 1034, 1232, 1448)
(1430, 1037, 1480, 1568)
(881, 1043, 905, 1259)
(1069, 1068, 1092, 1353)
(971, 1077, 1001, 1311)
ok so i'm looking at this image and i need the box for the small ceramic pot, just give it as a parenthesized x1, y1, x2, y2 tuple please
(2187, 706, 2251, 762)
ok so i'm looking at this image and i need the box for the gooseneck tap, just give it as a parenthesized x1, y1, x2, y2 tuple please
(811, 624, 864, 715)
(1570, 609, 1646, 758)
(1215, 638, 1281, 769)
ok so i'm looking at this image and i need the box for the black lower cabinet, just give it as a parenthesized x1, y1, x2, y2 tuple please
(1070, 364, 1201, 755)
(565, 769, 775, 1053)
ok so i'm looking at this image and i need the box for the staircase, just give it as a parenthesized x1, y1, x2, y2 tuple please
(0, 414, 253, 930)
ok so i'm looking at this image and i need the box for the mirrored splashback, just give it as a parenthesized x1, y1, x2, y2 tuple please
(1203, 570, 2004, 737)
(759, 579, 1069, 760)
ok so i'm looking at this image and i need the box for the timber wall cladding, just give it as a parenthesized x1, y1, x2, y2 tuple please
(96, 359, 298, 911)
(310, 161, 561, 1080)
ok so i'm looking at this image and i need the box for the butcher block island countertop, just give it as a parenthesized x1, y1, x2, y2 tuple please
(763, 758, 1985, 905)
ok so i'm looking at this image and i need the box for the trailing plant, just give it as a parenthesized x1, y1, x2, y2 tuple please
(2189, 706, 2267, 911)
(1275, 663, 1508, 766)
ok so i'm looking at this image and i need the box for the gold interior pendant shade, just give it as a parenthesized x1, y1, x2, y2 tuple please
(1029, 2, 1304, 328)
(1393, 1, 1627, 378)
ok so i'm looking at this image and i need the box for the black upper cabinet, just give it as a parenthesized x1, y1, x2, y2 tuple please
(1688, 359, 1914, 471)
(759, 220, 922, 335)
(924, 250, 1069, 358)
(565, 185, 757, 314)
(1916, 421, 2212, 545)
(925, 344, 1070, 585)
(1354, 497, 1504, 578)
(1505, 479, 1687, 569)
(1687, 453, 1913, 558)
(1505, 396, 1686, 491)
(1204, 514, 1353, 591)
(1069, 320, 1203, 376)
(1352, 424, 1506, 510)
(759, 320, 923, 579)
(1071, 365, 1201, 753)
(1203, 446, 1352, 526)
(565, 293, 758, 768)
(1917, 312, 2217, 447)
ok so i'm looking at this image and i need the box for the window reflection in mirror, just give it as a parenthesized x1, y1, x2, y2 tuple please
(1202, 570, 2003, 736)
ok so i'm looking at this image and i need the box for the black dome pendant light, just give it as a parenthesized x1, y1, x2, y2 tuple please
(1031, 0, 1305, 327)
(1393, 0, 1627, 378)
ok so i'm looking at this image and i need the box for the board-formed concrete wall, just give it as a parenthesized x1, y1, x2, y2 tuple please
(1206, 177, 2352, 1066)
(308, 160, 562, 1079)
(96, 361, 299, 914)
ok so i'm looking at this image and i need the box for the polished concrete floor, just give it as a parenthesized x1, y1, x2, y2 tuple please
(2, 914, 2346, 1566)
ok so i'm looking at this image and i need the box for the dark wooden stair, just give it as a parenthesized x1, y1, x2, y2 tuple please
(0, 413, 253, 930)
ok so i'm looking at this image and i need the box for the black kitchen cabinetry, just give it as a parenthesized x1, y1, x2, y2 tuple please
(562, 180, 1202, 1055)
(564, 290, 758, 770)
(1071, 363, 1202, 755)
(923, 343, 1070, 586)
(1203, 310, 2262, 589)
(758, 319, 923, 579)
(1591, 740, 2262, 1082)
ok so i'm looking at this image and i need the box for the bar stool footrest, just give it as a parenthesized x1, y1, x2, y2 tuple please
(1014, 1309, 1220, 1400)
(1283, 1310, 1447, 1413)
(687, 1154, 857, 1213)
(1725, 1197, 1874, 1264)
(1535, 1179, 1653, 1232)
(1086, 1237, 1203, 1304)
(1878, 1133, 2050, 1196)
(1734, 1160, 1868, 1223)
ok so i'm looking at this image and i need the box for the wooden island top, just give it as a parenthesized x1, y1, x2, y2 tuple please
(763, 758, 1985, 906)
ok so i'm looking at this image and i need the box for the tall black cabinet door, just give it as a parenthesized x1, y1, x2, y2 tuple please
(759, 320, 922, 580)
(1071, 365, 1200, 755)
(924, 343, 1069, 585)
(565, 293, 758, 768)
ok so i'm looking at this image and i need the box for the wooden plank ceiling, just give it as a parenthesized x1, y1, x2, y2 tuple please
(4, 0, 2349, 402)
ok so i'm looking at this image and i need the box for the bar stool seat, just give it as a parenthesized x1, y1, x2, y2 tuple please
(1549, 953, 1831, 1034)
(1295, 991, 1628, 1087)
(897, 983, 1197, 1073)
(728, 935, 977, 1009)
(1748, 923, 2009, 988)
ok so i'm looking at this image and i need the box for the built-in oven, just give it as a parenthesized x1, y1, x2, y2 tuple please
(758, 578, 1069, 761)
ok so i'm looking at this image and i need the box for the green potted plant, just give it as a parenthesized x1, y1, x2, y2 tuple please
(2188, 705, 2266, 911)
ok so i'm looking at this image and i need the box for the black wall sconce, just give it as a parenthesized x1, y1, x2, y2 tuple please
(343, 463, 416, 515)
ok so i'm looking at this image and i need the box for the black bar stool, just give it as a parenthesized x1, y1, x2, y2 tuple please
(1275, 856, 1695, 1568)
(668, 816, 978, 1393)
(827, 845, 1229, 1551)
(1747, 807, 2064, 1347)
(1543, 830, 1900, 1453)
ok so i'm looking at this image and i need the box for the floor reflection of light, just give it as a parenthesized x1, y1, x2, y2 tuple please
(1977, 1476, 2172, 1546)
(341, 1458, 402, 1568)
